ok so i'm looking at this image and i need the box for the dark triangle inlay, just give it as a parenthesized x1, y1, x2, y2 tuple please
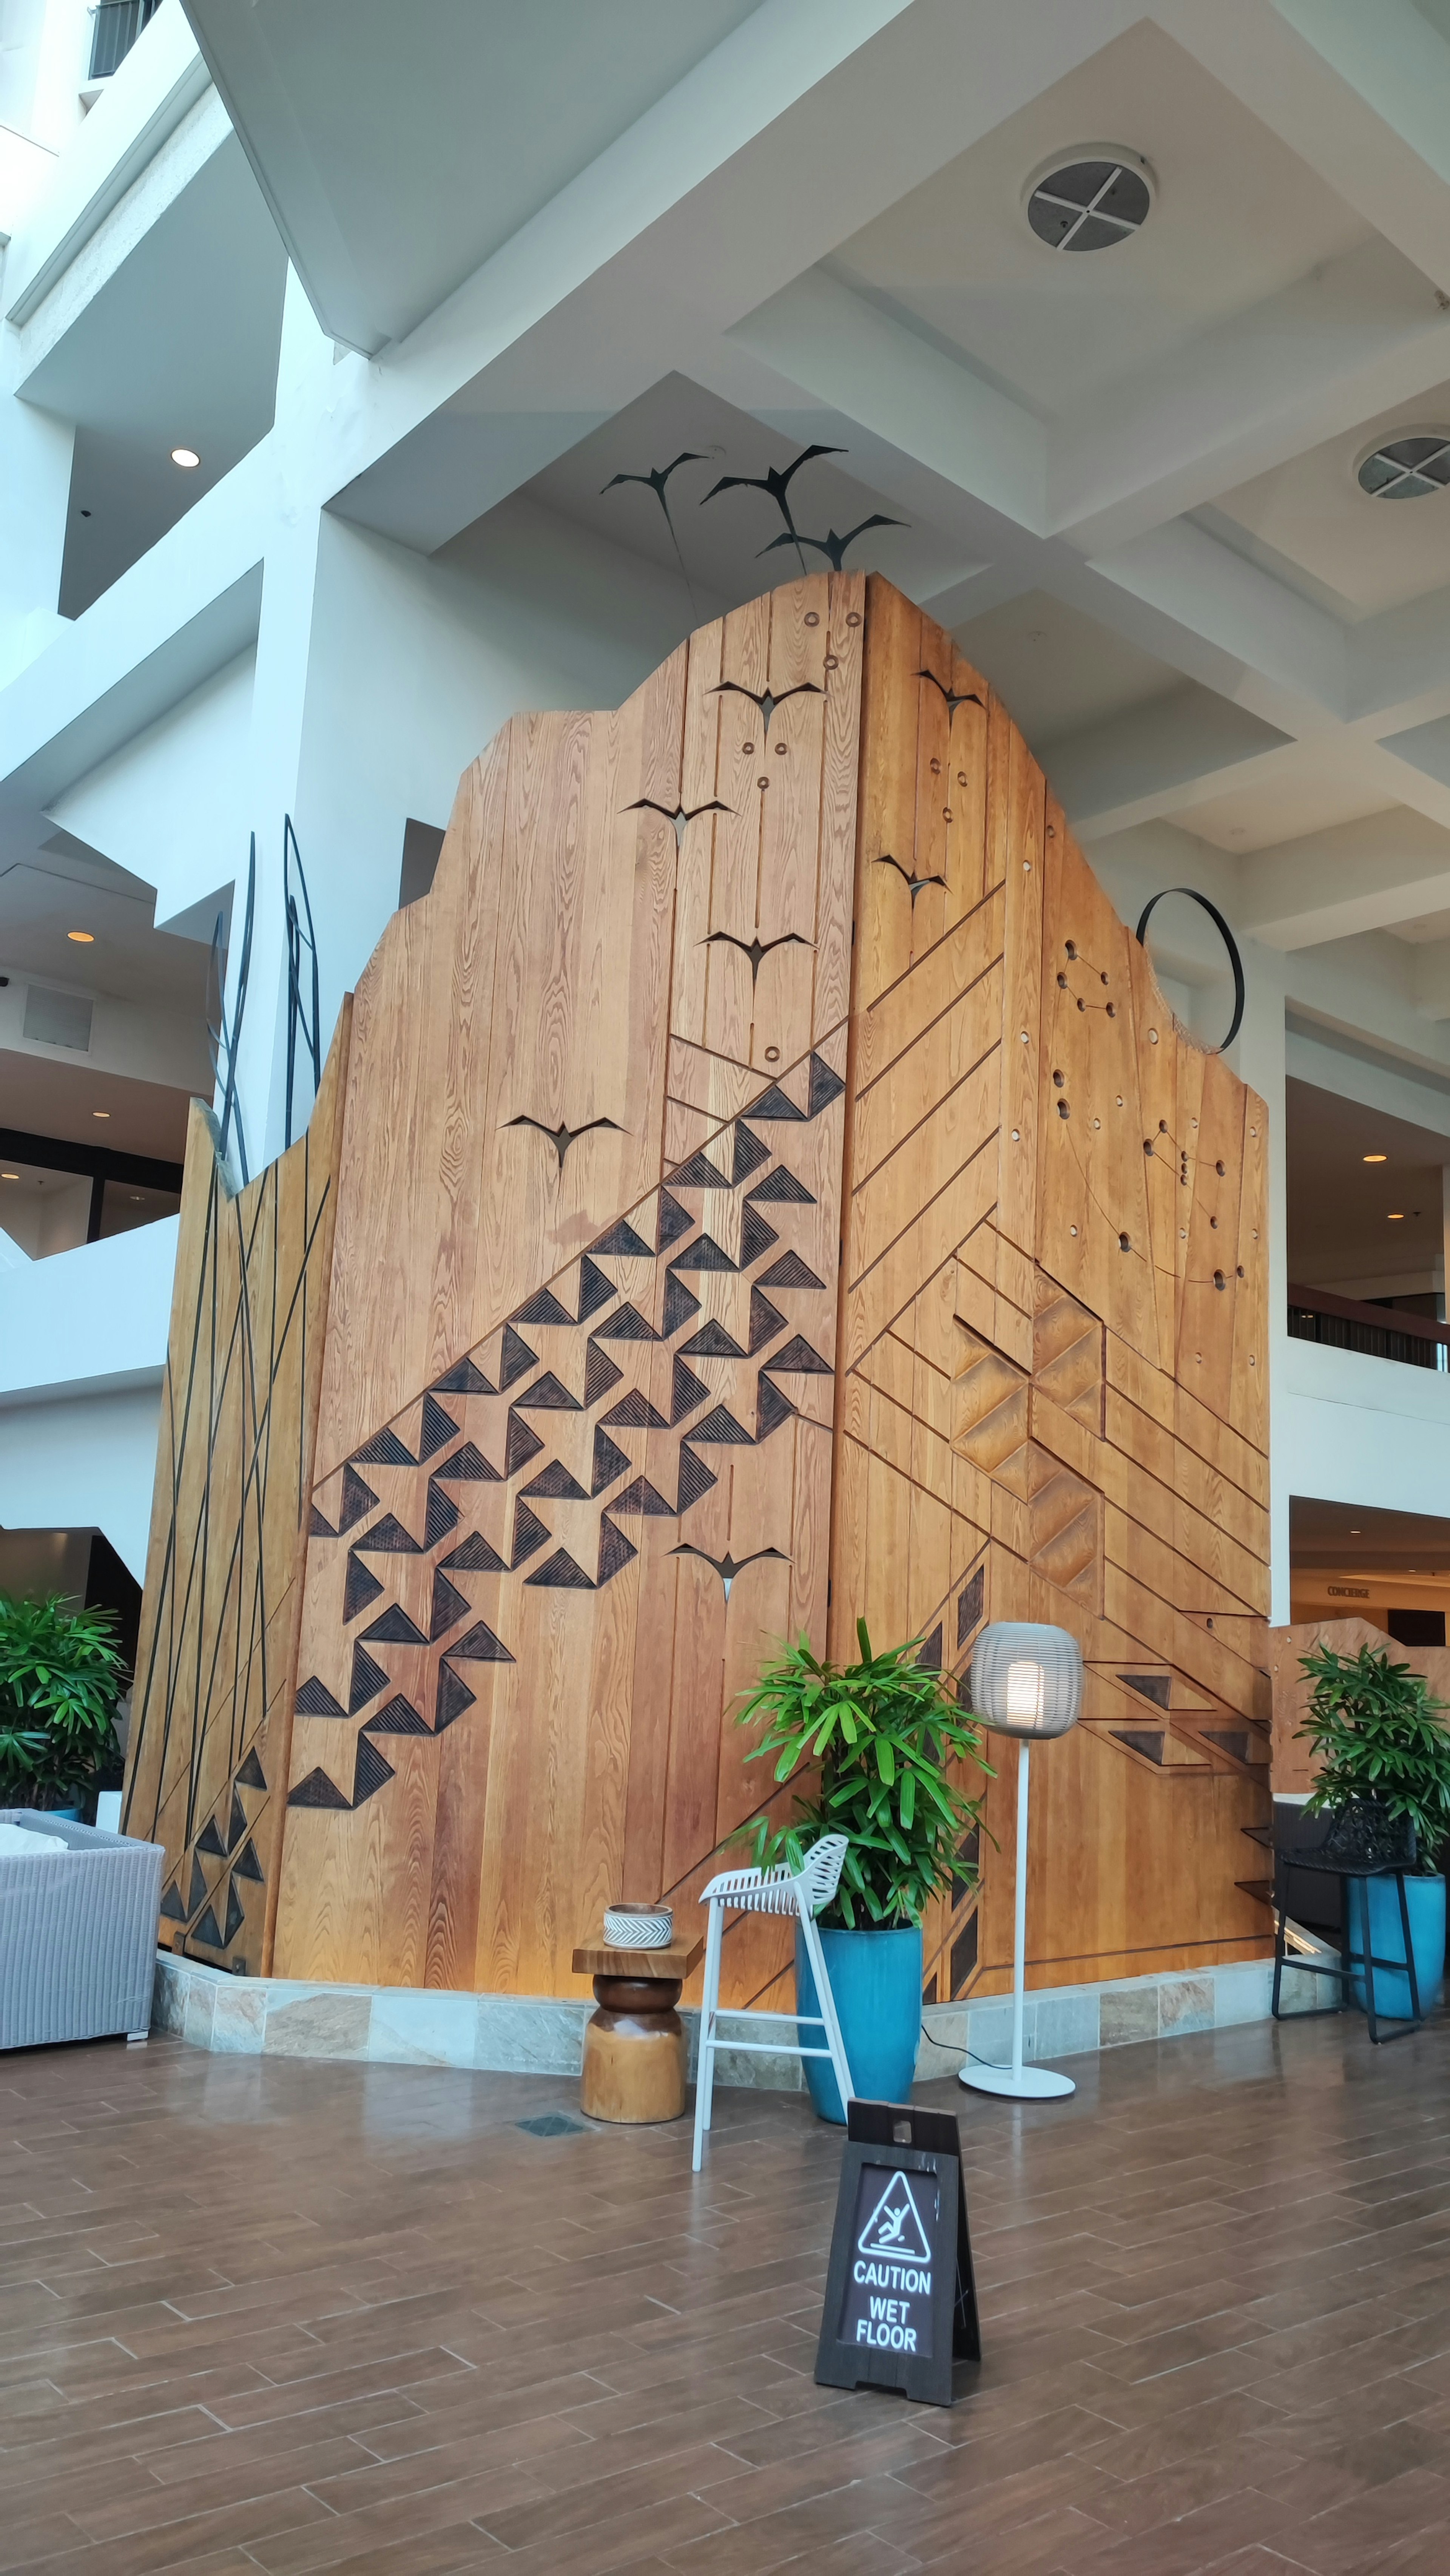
(693, 1403, 753, 1445)
(288, 1768, 350, 1810)
(671, 1356, 710, 1422)
(764, 1332, 832, 1375)
(236, 1748, 266, 1792)
(1112, 1729, 1165, 1765)
(679, 1319, 744, 1360)
(514, 1286, 572, 1327)
(602, 1389, 668, 1429)
(592, 1428, 633, 1494)
(436, 1664, 477, 1730)
(731, 1123, 771, 1184)
(515, 1370, 581, 1411)
(349, 1645, 390, 1713)
(747, 1165, 815, 1205)
(670, 1147, 731, 1190)
(662, 1273, 701, 1337)
(187, 1855, 207, 1915)
(417, 1392, 459, 1459)
(362, 1603, 427, 1647)
(597, 1516, 638, 1585)
(227, 1791, 247, 1851)
(196, 1818, 226, 1860)
(808, 1052, 846, 1116)
(676, 1446, 717, 1512)
(233, 1838, 264, 1883)
(957, 1564, 985, 1648)
(758, 1251, 826, 1291)
(917, 1624, 944, 1673)
(756, 1374, 794, 1441)
(511, 1500, 550, 1566)
(577, 1256, 615, 1320)
(193, 1905, 224, 1948)
(309, 1505, 338, 1539)
(1121, 1673, 1172, 1709)
(343, 1551, 384, 1622)
(355, 1513, 423, 1554)
(338, 1465, 378, 1531)
(223, 1880, 245, 1946)
(424, 1479, 461, 1549)
(364, 1695, 430, 1736)
(500, 1323, 538, 1388)
(749, 1288, 787, 1354)
(295, 1675, 346, 1717)
(594, 1216, 654, 1259)
(739, 1207, 780, 1268)
(594, 1302, 658, 1342)
(522, 1460, 589, 1501)
(611, 1476, 676, 1517)
(430, 1570, 471, 1639)
(584, 1341, 625, 1406)
(746, 1082, 805, 1121)
(505, 1412, 546, 1478)
(353, 1426, 415, 1468)
(657, 1190, 693, 1249)
(432, 1354, 495, 1395)
(440, 1530, 505, 1572)
(669, 1232, 736, 1274)
(451, 1619, 515, 1664)
(525, 1547, 594, 1590)
(435, 1440, 500, 1482)
(160, 1881, 186, 1921)
(352, 1736, 396, 1806)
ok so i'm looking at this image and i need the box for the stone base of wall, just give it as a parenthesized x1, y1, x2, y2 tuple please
(154, 1950, 1313, 2080)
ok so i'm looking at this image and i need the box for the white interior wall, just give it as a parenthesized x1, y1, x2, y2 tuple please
(0, 1385, 160, 1577)
(46, 645, 253, 936)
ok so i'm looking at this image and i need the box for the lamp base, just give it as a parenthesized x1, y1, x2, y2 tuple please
(958, 2062, 1075, 2100)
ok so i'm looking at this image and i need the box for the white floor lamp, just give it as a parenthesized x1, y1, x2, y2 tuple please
(958, 1619, 1083, 2102)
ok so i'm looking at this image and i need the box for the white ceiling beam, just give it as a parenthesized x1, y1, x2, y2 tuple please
(1410, 943, 1450, 1023)
(1239, 807, 1450, 949)
(1084, 520, 1347, 732)
(1049, 239, 1450, 554)
(1041, 685, 1289, 838)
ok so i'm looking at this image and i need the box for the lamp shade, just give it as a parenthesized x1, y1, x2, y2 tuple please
(969, 1621, 1082, 1741)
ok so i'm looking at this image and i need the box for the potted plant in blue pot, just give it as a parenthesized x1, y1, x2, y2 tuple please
(734, 1619, 992, 2121)
(1297, 1639, 1450, 2015)
(0, 1594, 126, 1820)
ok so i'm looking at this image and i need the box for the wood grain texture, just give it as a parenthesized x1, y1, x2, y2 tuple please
(247, 573, 1271, 2016)
(122, 1004, 352, 1973)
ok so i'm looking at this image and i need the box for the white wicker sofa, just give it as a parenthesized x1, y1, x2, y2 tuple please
(0, 1812, 164, 2048)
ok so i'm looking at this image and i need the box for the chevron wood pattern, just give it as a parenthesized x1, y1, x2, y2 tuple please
(122, 1006, 352, 1974)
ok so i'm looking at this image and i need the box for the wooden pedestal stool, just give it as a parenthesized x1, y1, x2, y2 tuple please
(572, 1938, 704, 2124)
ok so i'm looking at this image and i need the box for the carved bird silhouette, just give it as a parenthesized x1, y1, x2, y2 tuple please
(876, 854, 949, 907)
(704, 928, 813, 986)
(669, 1542, 789, 1601)
(760, 515, 904, 572)
(699, 445, 845, 523)
(600, 452, 706, 598)
(625, 796, 731, 849)
(506, 1113, 622, 1172)
(917, 667, 983, 721)
(708, 679, 822, 737)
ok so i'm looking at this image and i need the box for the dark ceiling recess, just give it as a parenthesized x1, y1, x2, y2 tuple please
(1026, 156, 1151, 252)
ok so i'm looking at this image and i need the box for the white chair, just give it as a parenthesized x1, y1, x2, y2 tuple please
(692, 1832, 855, 2169)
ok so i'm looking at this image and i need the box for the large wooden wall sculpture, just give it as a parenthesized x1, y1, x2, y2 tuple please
(123, 1010, 351, 1973)
(253, 572, 1271, 2012)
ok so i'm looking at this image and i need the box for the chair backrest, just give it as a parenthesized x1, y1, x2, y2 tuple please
(794, 1832, 848, 1911)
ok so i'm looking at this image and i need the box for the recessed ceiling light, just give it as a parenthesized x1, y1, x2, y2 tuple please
(92, 1109, 110, 1120)
(1025, 148, 1152, 252)
(67, 929, 94, 943)
(1356, 431, 1450, 500)
(171, 447, 200, 469)
(1388, 1210, 1404, 1219)
(1364, 1152, 1387, 1163)
(1350, 1528, 1361, 1534)
(0, 1173, 16, 1182)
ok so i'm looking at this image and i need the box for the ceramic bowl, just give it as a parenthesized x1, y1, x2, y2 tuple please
(604, 1902, 673, 1949)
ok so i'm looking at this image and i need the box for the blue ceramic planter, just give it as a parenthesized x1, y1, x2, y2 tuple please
(1346, 1872, 1445, 2020)
(794, 1922, 922, 2124)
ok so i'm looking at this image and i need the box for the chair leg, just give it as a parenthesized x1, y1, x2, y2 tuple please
(1271, 1852, 1286, 2020)
(692, 1901, 724, 2172)
(1360, 1879, 1381, 2044)
(799, 1908, 855, 2114)
(1396, 1871, 1422, 2025)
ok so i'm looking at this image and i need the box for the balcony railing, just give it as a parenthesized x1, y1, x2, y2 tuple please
(88, 0, 161, 83)
(1288, 1281, 1450, 1374)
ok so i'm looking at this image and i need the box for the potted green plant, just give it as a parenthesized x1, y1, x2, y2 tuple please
(1296, 1639, 1450, 2014)
(0, 1595, 126, 1818)
(734, 1619, 992, 2119)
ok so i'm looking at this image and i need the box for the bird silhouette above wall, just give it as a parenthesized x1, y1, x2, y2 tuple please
(625, 796, 732, 849)
(600, 452, 707, 597)
(699, 445, 845, 519)
(917, 668, 984, 721)
(708, 679, 822, 736)
(505, 1113, 623, 1171)
(876, 854, 949, 907)
(760, 516, 904, 571)
(704, 928, 813, 986)
(669, 1542, 789, 1601)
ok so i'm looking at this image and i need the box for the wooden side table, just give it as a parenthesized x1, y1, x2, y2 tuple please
(572, 1939, 704, 2124)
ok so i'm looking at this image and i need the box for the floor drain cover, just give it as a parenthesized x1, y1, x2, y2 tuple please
(515, 2111, 587, 2138)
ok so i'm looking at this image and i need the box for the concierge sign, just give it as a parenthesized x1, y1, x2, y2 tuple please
(814, 2102, 981, 2407)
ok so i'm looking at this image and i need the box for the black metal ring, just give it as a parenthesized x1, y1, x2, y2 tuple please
(1134, 887, 1245, 1054)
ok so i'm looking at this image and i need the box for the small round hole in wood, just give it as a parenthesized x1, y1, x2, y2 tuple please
(765, 1046, 780, 1063)
(846, 610, 862, 625)
(1119, 1232, 1131, 1251)
(804, 611, 819, 626)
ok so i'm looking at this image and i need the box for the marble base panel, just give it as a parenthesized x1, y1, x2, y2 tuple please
(154, 1951, 1313, 2078)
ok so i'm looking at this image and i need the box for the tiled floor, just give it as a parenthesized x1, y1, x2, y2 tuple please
(1, 2013, 1449, 2575)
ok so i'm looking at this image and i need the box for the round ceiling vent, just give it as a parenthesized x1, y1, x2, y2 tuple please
(1356, 432, 1450, 500)
(1024, 149, 1152, 252)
